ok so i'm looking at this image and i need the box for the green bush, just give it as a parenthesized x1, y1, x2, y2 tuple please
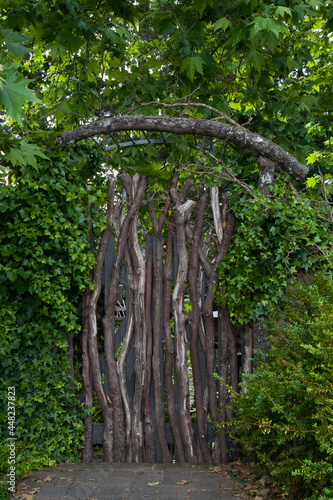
(221, 273, 333, 499)
(0, 160, 94, 482)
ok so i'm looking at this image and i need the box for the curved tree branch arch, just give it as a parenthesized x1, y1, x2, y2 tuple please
(57, 114, 309, 180)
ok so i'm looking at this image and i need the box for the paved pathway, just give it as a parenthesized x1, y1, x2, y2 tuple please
(15, 463, 243, 500)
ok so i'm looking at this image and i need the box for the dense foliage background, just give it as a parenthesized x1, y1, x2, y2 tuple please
(221, 274, 333, 499)
(0, 0, 333, 496)
(0, 157, 94, 481)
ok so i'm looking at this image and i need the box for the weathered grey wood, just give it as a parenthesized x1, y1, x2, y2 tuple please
(125, 329, 135, 404)
(152, 235, 167, 439)
(58, 114, 309, 180)
(172, 235, 180, 428)
(92, 422, 216, 446)
(104, 235, 114, 307)
(85, 209, 226, 462)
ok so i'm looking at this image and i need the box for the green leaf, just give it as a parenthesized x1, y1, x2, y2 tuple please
(6, 141, 49, 168)
(246, 50, 265, 71)
(1, 28, 31, 59)
(265, 18, 289, 38)
(213, 17, 232, 32)
(251, 17, 288, 38)
(306, 176, 318, 188)
(45, 42, 67, 61)
(0, 64, 41, 124)
(193, 0, 213, 16)
(299, 95, 318, 112)
(115, 26, 131, 40)
(180, 55, 205, 81)
(274, 7, 292, 19)
(306, 153, 319, 165)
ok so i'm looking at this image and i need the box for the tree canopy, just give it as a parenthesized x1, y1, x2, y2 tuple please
(1, 0, 332, 315)
(1, 0, 332, 172)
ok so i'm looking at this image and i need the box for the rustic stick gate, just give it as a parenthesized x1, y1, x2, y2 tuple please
(80, 173, 252, 464)
(90, 233, 216, 459)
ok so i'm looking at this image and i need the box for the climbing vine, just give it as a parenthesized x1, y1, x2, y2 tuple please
(0, 157, 94, 477)
(216, 175, 333, 324)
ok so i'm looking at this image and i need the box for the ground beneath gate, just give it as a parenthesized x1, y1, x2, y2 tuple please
(12, 460, 297, 500)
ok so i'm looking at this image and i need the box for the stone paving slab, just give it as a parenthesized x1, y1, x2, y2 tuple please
(13, 462, 242, 500)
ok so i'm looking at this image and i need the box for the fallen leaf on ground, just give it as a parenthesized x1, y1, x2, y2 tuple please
(22, 495, 34, 499)
(89, 478, 96, 481)
(176, 480, 188, 484)
(30, 488, 40, 494)
(148, 481, 161, 486)
(44, 476, 52, 482)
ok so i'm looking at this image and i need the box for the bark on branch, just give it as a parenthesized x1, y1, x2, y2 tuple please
(162, 179, 192, 464)
(257, 156, 276, 196)
(102, 174, 147, 462)
(188, 193, 213, 463)
(89, 178, 116, 462)
(57, 114, 308, 180)
(171, 188, 197, 463)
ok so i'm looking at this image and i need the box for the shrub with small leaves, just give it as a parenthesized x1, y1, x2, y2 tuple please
(218, 273, 333, 499)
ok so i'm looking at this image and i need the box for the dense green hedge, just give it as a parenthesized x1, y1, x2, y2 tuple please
(221, 273, 333, 499)
(0, 160, 94, 482)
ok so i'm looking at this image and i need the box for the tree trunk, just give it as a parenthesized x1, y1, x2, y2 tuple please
(188, 193, 212, 463)
(171, 190, 197, 463)
(220, 306, 238, 394)
(88, 178, 116, 462)
(163, 209, 186, 463)
(112, 198, 135, 462)
(143, 245, 155, 462)
(219, 305, 229, 464)
(220, 304, 238, 461)
(128, 175, 148, 463)
(117, 311, 134, 462)
(257, 156, 276, 196)
(148, 192, 172, 463)
(202, 190, 235, 461)
(102, 174, 147, 462)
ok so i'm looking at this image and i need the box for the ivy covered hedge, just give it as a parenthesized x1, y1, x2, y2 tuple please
(0, 159, 94, 479)
(216, 175, 333, 324)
